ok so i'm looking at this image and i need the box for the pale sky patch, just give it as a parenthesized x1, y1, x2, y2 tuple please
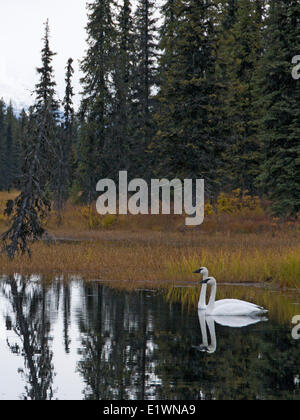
(0, 0, 88, 110)
(0, 0, 161, 111)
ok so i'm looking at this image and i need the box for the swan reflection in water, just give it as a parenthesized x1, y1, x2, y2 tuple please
(194, 311, 269, 354)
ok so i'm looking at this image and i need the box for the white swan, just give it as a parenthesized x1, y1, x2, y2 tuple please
(193, 268, 268, 316)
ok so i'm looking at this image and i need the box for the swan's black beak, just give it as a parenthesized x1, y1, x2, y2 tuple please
(193, 269, 202, 274)
(200, 279, 209, 284)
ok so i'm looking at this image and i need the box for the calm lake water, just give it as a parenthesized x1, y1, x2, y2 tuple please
(0, 276, 299, 400)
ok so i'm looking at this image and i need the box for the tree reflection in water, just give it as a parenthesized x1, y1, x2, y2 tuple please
(1, 276, 54, 400)
(0, 277, 299, 400)
(76, 285, 157, 400)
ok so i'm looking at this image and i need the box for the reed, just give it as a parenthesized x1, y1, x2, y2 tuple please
(165, 247, 300, 288)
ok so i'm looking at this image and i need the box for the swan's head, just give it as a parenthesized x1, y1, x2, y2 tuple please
(200, 277, 215, 286)
(193, 267, 208, 278)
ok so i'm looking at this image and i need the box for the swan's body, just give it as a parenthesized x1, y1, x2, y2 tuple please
(204, 277, 267, 316)
(193, 268, 268, 316)
(207, 298, 267, 316)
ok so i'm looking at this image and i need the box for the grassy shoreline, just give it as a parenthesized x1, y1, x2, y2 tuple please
(0, 191, 299, 288)
(0, 230, 299, 289)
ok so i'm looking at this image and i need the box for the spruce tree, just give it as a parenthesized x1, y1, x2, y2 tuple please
(220, 0, 238, 30)
(18, 108, 29, 170)
(54, 57, 75, 211)
(256, 0, 300, 217)
(0, 102, 21, 191)
(159, 0, 178, 69)
(79, 0, 115, 201)
(132, 0, 158, 179)
(0, 99, 6, 190)
(2, 20, 60, 258)
(153, 0, 223, 193)
(3, 103, 15, 191)
(217, 0, 265, 194)
(64, 58, 77, 185)
(35, 20, 60, 119)
(110, 0, 136, 179)
(63, 59, 75, 139)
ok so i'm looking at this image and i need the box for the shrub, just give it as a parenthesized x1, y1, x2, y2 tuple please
(101, 214, 117, 228)
(216, 189, 262, 215)
(80, 206, 102, 230)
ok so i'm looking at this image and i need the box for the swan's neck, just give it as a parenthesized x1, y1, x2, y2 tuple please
(198, 284, 207, 310)
(207, 279, 217, 312)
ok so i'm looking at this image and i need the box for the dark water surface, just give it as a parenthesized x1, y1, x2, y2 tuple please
(0, 276, 299, 400)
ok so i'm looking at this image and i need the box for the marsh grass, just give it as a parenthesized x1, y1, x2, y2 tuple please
(165, 247, 300, 288)
(0, 191, 299, 289)
(0, 231, 299, 290)
(164, 284, 300, 324)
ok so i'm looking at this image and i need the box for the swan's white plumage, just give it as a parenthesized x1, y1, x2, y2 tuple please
(213, 299, 262, 309)
(195, 268, 268, 316)
(206, 300, 267, 316)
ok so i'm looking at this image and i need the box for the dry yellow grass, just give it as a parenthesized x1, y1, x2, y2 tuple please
(0, 230, 299, 288)
(0, 191, 299, 289)
(165, 244, 300, 288)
